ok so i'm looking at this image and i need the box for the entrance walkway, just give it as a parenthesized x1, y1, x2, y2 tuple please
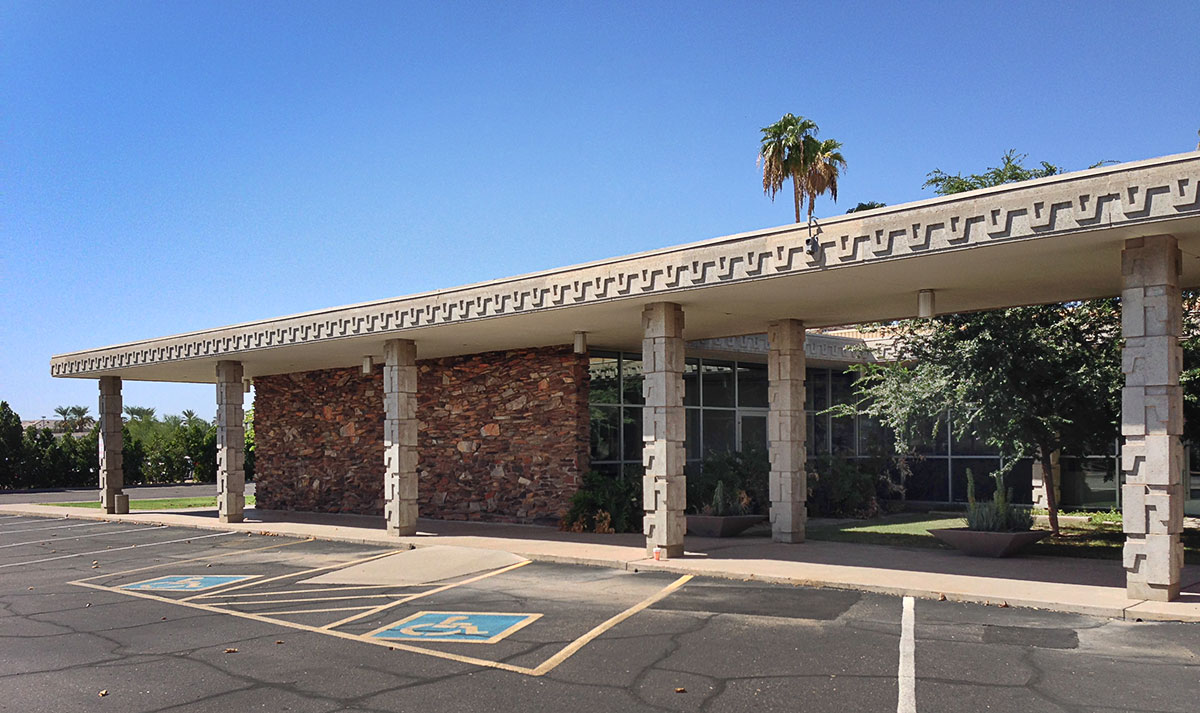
(3, 503, 1198, 623)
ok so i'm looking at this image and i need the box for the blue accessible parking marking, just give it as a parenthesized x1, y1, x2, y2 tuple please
(123, 574, 259, 591)
(372, 611, 542, 644)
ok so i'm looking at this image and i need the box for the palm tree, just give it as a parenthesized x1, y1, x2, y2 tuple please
(53, 406, 73, 432)
(122, 405, 156, 422)
(847, 201, 886, 214)
(800, 137, 847, 220)
(68, 405, 93, 431)
(758, 113, 819, 223)
(181, 410, 205, 428)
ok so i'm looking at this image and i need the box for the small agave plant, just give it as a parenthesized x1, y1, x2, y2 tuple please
(965, 468, 1033, 533)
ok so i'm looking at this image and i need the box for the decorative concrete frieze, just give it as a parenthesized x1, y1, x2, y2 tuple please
(383, 339, 418, 536)
(767, 320, 806, 543)
(216, 361, 246, 523)
(1120, 235, 1184, 601)
(98, 376, 127, 514)
(253, 346, 588, 524)
(642, 302, 686, 558)
(50, 155, 1200, 379)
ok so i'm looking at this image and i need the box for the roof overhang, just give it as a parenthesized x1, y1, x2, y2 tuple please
(51, 151, 1200, 384)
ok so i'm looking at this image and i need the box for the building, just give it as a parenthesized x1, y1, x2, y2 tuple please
(51, 151, 1200, 601)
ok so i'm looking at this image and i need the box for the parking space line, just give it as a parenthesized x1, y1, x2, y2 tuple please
(530, 574, 692, 676)
(324, 559, 531, 630)
(0, 525, 167, 549)
(0, 530, 237, 569)
(211, 584, 417, 598)
(257, 605, 377, 616)
(72, 579, 539, 675)
(183, 548, 406, 601)
(70, 536, 313, 584)
(210, 593, 419, 606)
(898, 596, 916, 713)
(0, 514, 35, 520)
(0, 521, 112, 535)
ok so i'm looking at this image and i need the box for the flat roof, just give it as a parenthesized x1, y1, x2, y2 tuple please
(52, 151, 1200, 383)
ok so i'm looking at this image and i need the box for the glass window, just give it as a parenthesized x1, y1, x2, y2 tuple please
(686, 409, 702, 461)
(589, 356, 620, 405)
(621, 406, 643, 462)
(740, 414, 768, 452)
(621, 357, 644, 405)
(858, 414, 890, 456)
(951, 459, 1002, 503)
(806, 368, 829, 411)
(589, 405, 621, 462)
(806, 413, 816, 457)
(830, 370, 855, 407)
(737, 362, 769, 408)
(812, 411, 830, 455)
(831, 416, 856, 456)
(684, 358, 701, 407)
(904, 458, 950, 502)
(702, 410, 737, 455)
(701, 361, 736, 407)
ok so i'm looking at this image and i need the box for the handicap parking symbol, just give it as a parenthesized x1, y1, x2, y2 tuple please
(123, 575, 259, 592)
(373, 611, 541, 644)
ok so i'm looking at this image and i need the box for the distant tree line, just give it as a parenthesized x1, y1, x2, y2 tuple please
(0, 401, 255, 491)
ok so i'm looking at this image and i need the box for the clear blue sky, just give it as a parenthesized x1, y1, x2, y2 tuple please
(3, 1, 1198, 422)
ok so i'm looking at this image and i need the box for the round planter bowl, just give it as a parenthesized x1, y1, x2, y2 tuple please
(686, 514, 766, 538)
(929, 528, 1049, 557)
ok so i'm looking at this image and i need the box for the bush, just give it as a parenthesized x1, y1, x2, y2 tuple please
(689, 446, 769, 515)
(561, 471, 642, 533)
(807, 456, 880, 518)
(964, 468, 1032, 532)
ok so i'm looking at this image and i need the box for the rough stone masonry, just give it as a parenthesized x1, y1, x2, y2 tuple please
(253, 345, 589, 524)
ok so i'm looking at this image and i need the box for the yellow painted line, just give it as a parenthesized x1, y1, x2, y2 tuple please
(70, 537, 310, 585)
(183, 548, 405, 602)
(321, 560, 531, 630)
(72, 580, 537, 675)
(209, 592, 424, 607)
(530, 574, 692, 676)
(211, 583, 420, 598)
(254, 605, 378, 616)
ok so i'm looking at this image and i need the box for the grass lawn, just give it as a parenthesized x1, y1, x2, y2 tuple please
(807, 512, 1200, 563)
(58, 496, 256, 511)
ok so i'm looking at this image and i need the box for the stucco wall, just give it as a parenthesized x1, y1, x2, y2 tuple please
(253, 345, 589, 524)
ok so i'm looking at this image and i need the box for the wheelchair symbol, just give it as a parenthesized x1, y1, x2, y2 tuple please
(373, 611, 541, 644)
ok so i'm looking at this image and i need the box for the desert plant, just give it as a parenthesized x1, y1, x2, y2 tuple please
(965, 468, 1033, 532)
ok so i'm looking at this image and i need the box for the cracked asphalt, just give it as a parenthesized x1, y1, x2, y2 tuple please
(1, 515, 1197, 712)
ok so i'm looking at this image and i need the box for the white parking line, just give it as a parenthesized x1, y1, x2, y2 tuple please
(0, 530, 236, 569)
(0, 521, 114, 535)
(0, 525, 167, 549)
(898, 596, 916, 713)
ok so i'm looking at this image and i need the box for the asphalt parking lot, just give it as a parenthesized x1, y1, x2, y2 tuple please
(1, 514, 1198, 712)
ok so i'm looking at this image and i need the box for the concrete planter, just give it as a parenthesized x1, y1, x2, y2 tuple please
(929, 528, 1049, 557)
(686, 514, 766, 538)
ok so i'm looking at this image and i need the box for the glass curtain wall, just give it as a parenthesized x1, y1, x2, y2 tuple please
(587, 352, 1118, 508)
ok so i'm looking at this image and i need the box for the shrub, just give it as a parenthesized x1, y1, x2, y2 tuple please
(806, 456, 880, 518)
(965, 468, 1032, 532)
(689, 445, 769, 515)
(561, 471, 642, 533)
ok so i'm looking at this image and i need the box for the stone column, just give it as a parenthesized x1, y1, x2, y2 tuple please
(98, 376, 128, 514)
(642, 302, 686, 558)
(1031, 451, 1061, 509)
(1121, 234, 1184, 601)
(767, 320, 807, 542)
(216, 361, 246, 524)
(384, 339, 419, 536)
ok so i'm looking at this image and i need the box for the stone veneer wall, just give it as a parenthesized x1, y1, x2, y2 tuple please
(253, 345, 589, 524)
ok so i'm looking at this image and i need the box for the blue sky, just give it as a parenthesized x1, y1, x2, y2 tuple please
(3, 1, 1198, 421)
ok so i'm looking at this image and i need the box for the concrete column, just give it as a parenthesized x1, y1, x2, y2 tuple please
(767, 320, 807, 542)
(641, 302, 686, 558)
(216, 361, 246, 524)
(1121, 234, 1185, 601)
(1031, 450, 1061, 509)
(384, 339, 419, 536)
(98, 376, 128, 514)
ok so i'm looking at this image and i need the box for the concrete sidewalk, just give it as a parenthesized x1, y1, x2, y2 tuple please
(4, 502, 1199, 623)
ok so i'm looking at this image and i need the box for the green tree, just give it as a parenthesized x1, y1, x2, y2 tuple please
(847, 201, 886, 213)
(0, 402, 25, 489)
(839, 152, 1123, 535)
(800, 137, 847, 219)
